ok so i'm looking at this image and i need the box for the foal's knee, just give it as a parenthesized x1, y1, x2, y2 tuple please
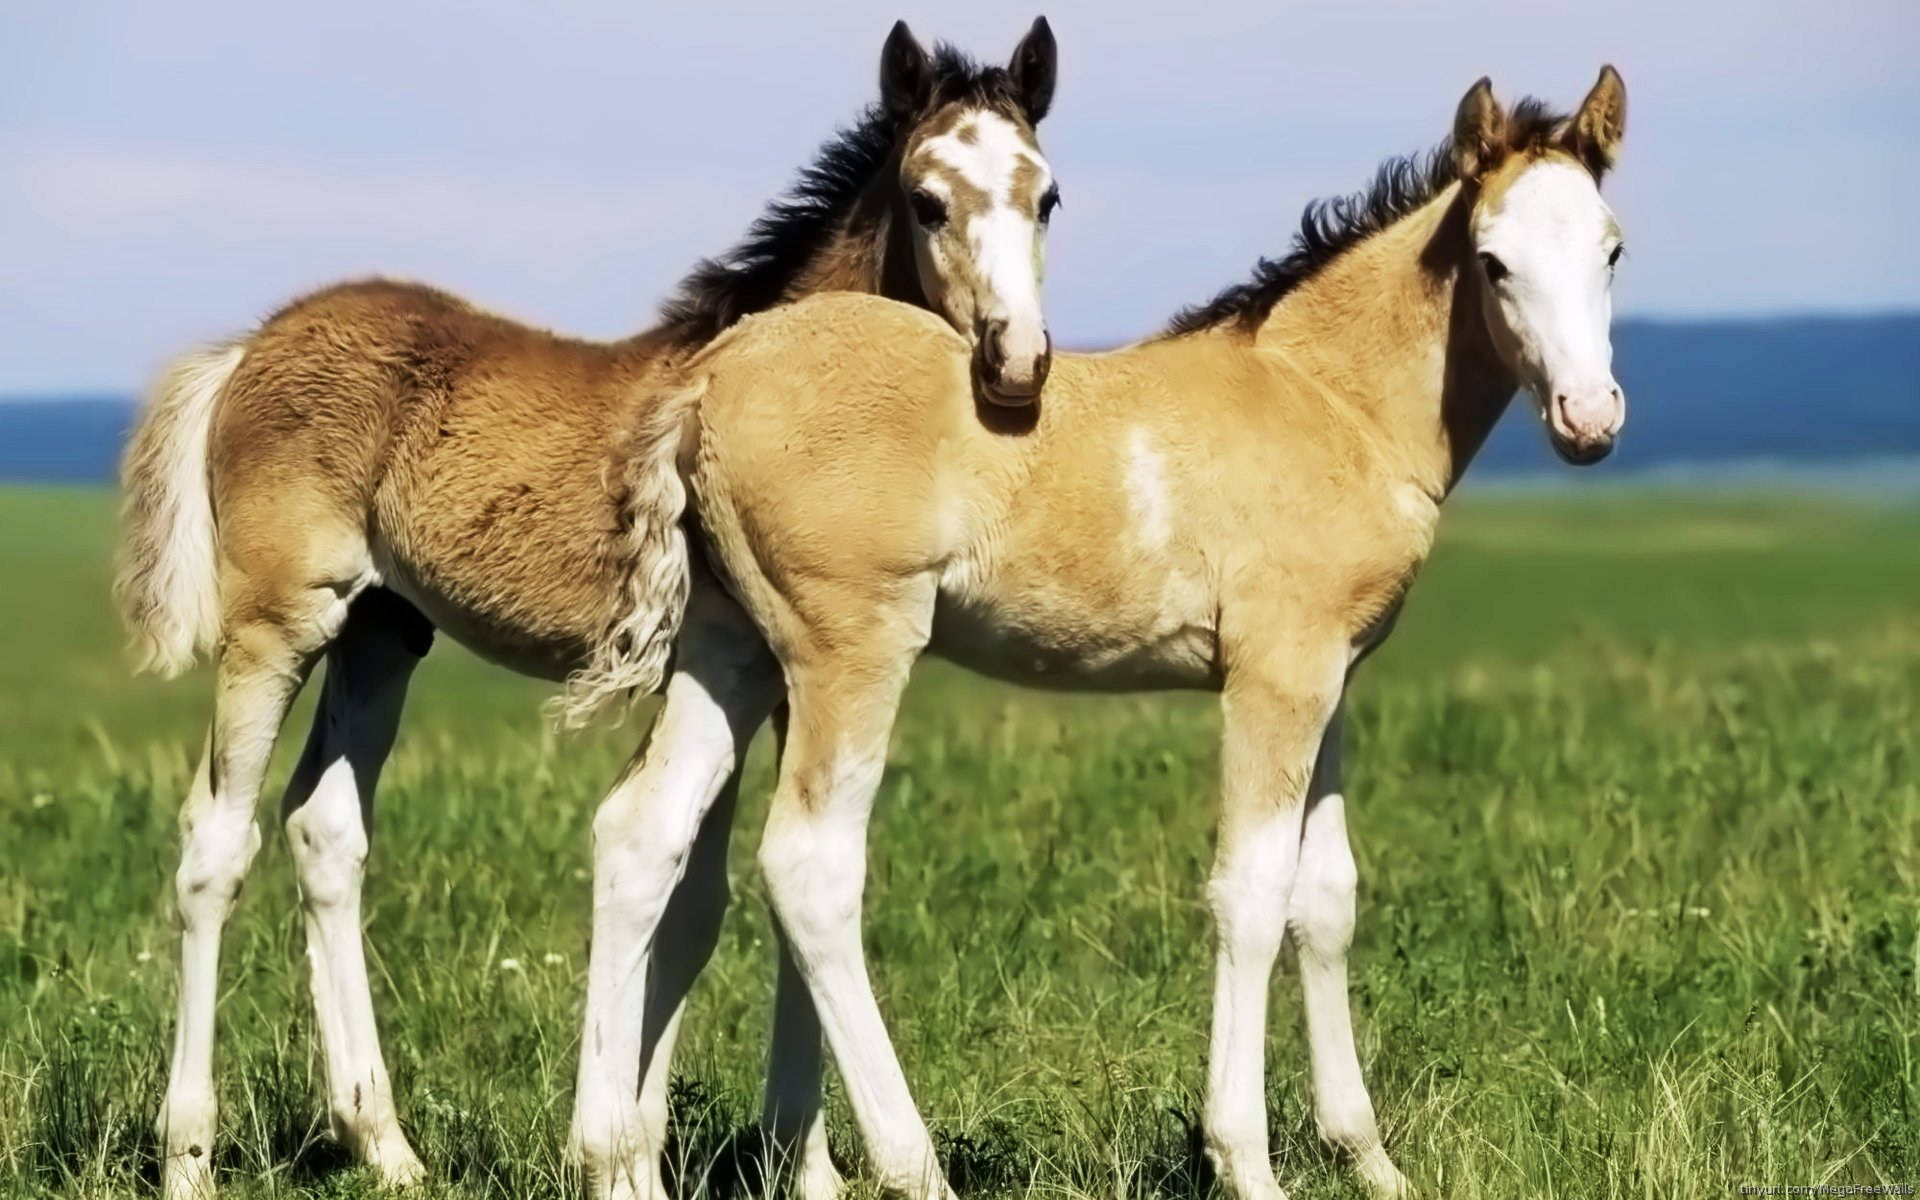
(176, 804, 261, 926)
(759, 743, 882, 937)
(591, 803, 687, 912)
(589, 764, 734, 946)
(1289, 844, 1358, 962)
(285, 761, 369, 909)
(1206, 859, 1289, 964)
(759, 815, 864, 949)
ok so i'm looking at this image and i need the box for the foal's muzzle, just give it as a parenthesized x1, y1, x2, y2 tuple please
(1546, 384, 1625, 465)
(976, 318, 1052, 406)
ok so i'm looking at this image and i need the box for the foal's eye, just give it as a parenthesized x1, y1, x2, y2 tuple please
(1478, 251, 1510, 284)
(1038, 184, 1061, 225)
(1607, 243, 1626, 269)
(909, 188, 948, 229)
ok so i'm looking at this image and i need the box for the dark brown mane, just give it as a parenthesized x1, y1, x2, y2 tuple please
(1166, 98, 1570, 336)
(656, 45, 1029, 346)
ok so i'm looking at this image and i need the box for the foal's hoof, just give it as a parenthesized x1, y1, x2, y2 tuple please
(370, 1150, 427, 1190)
(1202, 1150, 1290, 1200)
(345, 1124, 426, 1189)
(794, 1151, 847, 1200)
(1354, 1148, 1413, 1198)
(161, 1156, 216, 1200)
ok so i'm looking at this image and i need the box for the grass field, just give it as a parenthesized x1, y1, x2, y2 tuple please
(3, 483, 1917, 1199)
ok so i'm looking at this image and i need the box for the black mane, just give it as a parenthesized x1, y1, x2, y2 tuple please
(657, 46, 1027, 345)
(1166, 98, 1569, 336)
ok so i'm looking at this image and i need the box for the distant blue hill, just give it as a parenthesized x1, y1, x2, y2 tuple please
(0, 395, 137, 483)
(1474, 312, 1920, 476)
(2, 313, 1915, 485)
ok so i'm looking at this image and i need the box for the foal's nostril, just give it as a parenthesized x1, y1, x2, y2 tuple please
(979, 319, 1010, 380)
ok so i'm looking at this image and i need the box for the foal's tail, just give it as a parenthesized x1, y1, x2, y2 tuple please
(551, 375, 707, 729)
(114, 342, 247, 677)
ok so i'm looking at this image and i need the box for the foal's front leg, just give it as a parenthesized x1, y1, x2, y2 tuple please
(1203, 647, 1346, 1200)
(1290, 702, 1409, 1197)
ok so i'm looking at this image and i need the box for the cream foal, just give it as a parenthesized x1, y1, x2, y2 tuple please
(637, 68, 1630, 1200)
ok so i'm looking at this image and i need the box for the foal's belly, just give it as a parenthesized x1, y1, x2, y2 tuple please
(370, 547, 600, 683)
(368, 489, 617, 683)
(928, 575, 1220, 692)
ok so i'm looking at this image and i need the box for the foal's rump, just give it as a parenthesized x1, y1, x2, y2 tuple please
(116, 279, 701, 721)
(684, 295, 976, 599)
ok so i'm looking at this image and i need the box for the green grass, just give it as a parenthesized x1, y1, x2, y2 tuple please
(2, 484, 1917, 1198)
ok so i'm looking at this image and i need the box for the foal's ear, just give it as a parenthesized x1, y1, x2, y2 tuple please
(1451, 77, 1508, 182)
(1564, 64, 1627, 178)
(879, 20, 935, 127)
(1008, 16, 1057, 124)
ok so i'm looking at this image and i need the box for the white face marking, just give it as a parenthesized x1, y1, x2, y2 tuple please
(906, 109, 1053, 393)
(1125, 428, 1173, 550)
(924, 113, 1045, 196)
(1473, 158, 1626, 458)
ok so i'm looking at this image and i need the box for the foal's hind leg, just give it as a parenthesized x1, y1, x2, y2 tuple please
(762, 705, 847, 1200)
(571, 577, 780, 1200)
(279, 589, 432, 1185)
(157, 564, 361, 1199)
(766, 920, 847, 1200)
(645, 697, 847, 1200)
(1289, 702, 1409, 1198)
(632, 772, 739, 1180)
(755, 582, 953, 1200)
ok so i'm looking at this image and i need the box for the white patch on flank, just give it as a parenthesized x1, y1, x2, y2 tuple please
(1125, 428, 1172, 550)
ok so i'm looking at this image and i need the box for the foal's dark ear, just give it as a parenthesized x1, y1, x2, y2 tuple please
(880, 20, 935, 127)
(1564, 64, 1627, 178)
(1008, 16, 1057, 124)
(1451, 76, 1508, 182)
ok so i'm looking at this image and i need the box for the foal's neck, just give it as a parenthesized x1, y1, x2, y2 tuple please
(1254, 184, 1516, 501)
(785, 169, 926, 310)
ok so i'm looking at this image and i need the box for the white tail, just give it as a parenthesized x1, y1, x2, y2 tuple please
(549, 374, 706, 729)
(114, 343, 246, 676)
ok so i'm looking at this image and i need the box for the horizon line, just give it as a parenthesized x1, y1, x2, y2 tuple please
(3, 307, 1916, 399)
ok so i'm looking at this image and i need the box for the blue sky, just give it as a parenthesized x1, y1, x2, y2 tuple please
(3, 0, 1915, 391)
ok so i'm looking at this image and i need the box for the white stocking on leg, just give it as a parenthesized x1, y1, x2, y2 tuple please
(1289, 704, 1408, 1197)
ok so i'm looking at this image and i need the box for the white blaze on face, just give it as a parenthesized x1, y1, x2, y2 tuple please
(912, 110, 1052, 389)
(1473, 157, 1626, 457)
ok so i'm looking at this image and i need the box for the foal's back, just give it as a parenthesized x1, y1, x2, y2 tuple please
(213, 279, 673, 679)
